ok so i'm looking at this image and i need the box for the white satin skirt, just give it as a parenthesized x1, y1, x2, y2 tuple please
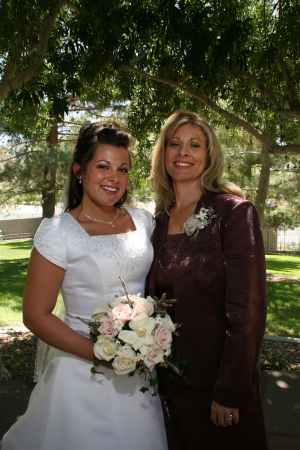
(2, 350, 168, 450)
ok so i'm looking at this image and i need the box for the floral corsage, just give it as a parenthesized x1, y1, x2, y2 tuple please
(184, 207, 216, 242)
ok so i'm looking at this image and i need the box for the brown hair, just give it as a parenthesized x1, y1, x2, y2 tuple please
(151, 109, 243, 216)
(65, 121, 132, 211)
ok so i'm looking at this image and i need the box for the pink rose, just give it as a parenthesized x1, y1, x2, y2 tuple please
(98, 318, 118, 337)
(112, 304, 135, 322)
(134, 298, 154, 316)
(154, 327, 172, 349)
(144, 346, 165, 371)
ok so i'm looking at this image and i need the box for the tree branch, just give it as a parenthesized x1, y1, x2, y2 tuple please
(0, 189, 42, 202)
(0, 150, 43, 163)
(120, 63, 275, 150)
(277, 53, 300, 117)
(0, 0, 68, 103)
(233, 69, 284, 107)
(269, 178, 295, 187)
(271, 143, 300, 154)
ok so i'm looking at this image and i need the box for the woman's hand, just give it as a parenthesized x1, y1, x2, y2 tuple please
(210, 400, 239, 427)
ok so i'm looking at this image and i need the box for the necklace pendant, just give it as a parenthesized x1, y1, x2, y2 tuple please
(178, 226, 181, 232)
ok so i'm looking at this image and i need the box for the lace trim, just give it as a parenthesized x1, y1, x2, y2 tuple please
(34, 219, 67, 269)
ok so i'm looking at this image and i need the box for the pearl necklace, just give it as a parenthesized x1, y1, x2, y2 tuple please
(83, 208, 119, 227)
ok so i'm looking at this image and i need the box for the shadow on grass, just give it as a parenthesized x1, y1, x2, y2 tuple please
(0, 240, 33, 251)
(266, 281, 300, 336)
(0, 259, 29, 311)
(265, 254, 300, 277)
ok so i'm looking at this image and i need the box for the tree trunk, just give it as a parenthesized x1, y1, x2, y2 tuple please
(255, 145, 271, 225)
(42, 122, 58, 218)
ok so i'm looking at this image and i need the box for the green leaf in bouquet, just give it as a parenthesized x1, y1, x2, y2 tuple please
(149, 377, 159, 387)
(140, 387, 149, 394)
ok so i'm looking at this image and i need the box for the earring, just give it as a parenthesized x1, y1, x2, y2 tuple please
(79, 176, 82, 184)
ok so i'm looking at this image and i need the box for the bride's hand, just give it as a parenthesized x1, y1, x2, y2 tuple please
(210, 400, 239, 427)
(97, 359, 113, 370)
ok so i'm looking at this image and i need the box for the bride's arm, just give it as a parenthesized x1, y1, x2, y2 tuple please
(23, 248, 112, 369)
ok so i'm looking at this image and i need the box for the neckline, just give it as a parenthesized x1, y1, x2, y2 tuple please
(167, 194, 203, 236)
(64, 207, 138, 238)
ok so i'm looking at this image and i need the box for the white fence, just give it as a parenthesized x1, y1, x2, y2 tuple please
(1, 215, 300, 252)
(0, 214, 43, 241)
(263, 227, 300, 253)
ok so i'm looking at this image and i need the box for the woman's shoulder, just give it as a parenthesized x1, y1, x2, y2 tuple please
(203, 191, 260, 229)
(204, 191, 255, 212)
(125, 206, 153, 221)
(124, 206, 155, 234)
(34, 214, 69, 269)
(36, 213, 71, 233)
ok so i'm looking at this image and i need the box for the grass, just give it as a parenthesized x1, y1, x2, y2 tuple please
(266, 281, 300, 336)
(0, 239, 62, 327)
(265, 254, 300, 278)
(1, 241, 300, 336)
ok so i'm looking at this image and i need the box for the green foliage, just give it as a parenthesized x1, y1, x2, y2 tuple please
(1, 0, 300, 222)
(260, 355, 294, 371)
(266, 281, 300, 337)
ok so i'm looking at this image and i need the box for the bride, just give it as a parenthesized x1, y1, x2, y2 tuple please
(1, 121, 168, 450)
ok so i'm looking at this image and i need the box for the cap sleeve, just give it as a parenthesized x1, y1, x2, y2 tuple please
(34, 218, 67, 270)
(142, 208, 156, 238)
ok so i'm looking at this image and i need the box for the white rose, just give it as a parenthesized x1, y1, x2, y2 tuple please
(163, 314, 176, 333)
(92, 306, 112, 323)
(94, 335, 117, 361)
(112, 348, 137, 375)
(108, 296, 125, 309)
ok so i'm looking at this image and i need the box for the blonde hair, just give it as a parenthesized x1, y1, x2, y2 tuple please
(151, 109, 243, 216)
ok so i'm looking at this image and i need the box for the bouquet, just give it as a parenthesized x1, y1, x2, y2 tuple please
(78, 278, 186, 395)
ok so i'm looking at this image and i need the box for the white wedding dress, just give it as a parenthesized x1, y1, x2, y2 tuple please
(2, 208, 168, 450)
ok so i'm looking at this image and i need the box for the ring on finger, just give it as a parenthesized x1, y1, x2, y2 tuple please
(225, 414, 233, 423)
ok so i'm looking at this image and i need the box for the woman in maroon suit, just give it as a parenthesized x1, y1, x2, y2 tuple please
(148, 110, 269, 449)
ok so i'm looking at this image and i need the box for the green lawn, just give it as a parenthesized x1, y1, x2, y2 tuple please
(266, 282, 300, 336)
(265, 254, 300, 278)
(1, 241, 300, 336)
(0, 239, 62, 327)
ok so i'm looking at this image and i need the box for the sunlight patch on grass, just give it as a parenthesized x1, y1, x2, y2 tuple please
(266, 281, 300, 337)
(0, 240, 63, 327)
(265, 254, 300, 278)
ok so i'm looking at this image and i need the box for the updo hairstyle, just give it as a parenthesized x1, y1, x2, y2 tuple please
(66, 121, 132, 211)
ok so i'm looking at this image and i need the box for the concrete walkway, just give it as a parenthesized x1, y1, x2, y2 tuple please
(1, 371, 299, 449)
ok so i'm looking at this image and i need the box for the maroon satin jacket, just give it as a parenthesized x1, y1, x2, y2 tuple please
(147, 190, 267, 409)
